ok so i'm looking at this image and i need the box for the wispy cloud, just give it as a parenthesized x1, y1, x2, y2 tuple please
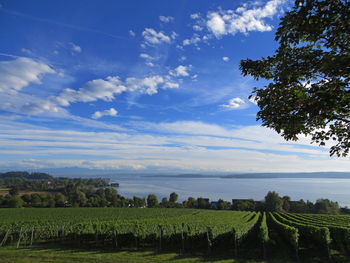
(159, 16, 174, 23)
(221, 97, 246, 110)
(92, 108, 118, 119)
(0, 119, 345, 173)
(0, 7, 130, 40)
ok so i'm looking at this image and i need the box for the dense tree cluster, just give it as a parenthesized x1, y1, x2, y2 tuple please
(0, 171, 109, 191)
(240, 0, 350, 156)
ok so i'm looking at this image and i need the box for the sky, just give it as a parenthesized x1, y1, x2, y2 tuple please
(0, 0, 349, 174)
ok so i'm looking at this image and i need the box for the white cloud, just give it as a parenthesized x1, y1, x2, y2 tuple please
(20, 48, 33, 55)
(142, 28, 171, 45)
(146, 62, 155, 67)
(222, 56, 230, 62)
(170, 31, 178, 40)
(159, 16, 174, 23)
(56, 76, 127, 106)
(92, 108, 118, 119)
(0, 57, 55, 94)
(207, 12, 226, 37)
(2, 120, 347, 173)
(139, 53, 155, 60)
(182, 36, 201, 46)
(129, 30, 136, 37)
(221, 97, 246, 109)
(69, 42, 82, 53)
(193, 25, 203, 31)
(194, 0, 284, 38)
(169, 65, 191, 77)
(190, 13, 201, 19)
(126, 75, 178, 95)
(179, 56, 187, 62)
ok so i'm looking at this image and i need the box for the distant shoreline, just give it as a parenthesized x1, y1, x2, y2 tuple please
(143, 172, 350, 179)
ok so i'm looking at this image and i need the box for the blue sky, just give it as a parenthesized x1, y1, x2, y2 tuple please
(0, 0, 349, 173)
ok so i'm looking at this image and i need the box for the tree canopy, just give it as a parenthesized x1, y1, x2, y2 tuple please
(240, 0, 350, 156)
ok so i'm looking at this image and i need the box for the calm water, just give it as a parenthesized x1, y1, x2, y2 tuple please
(111, 176, 350, 207)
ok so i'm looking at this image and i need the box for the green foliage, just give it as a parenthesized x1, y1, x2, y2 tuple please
(265, 191, 283, 212)
(0, 208, 256, 250)
(259, 212, 269, 243)
(0, 171, 109, 191)
(275, 213, 331, 251)
(240, 0, 350, 156)
(314, 198, 340, 214)
(147, 194, 158, 208)
(232, 200, 255, 211)
(269, 213, 299, 250)
(8, 187, 19, 196)
(6, 195, 24, 208)
(169, 192, 179, 203)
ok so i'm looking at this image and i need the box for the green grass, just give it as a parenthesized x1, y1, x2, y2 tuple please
(0, 245, 244, 263)
(1, 244, 350, 263)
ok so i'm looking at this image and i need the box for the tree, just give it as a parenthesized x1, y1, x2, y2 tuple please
(169, 192, 178, 203)
(104, 188, 119, 207)
(7, 195, 24, 208)
(217, 199, 231, 210)
(54, 193, 67, 207)
(264, 191, 283, 212)
(133, 196, 146, 208)
(197, 197, 210, 209)
(240, 0, 350, 156)
(9, 186, 19, 196)
(184, 197, 197, 208)
(146, 194, 158, 208)
(314, 198, 340, 214)
(282, 195, 291, 212)
(232, 200, 255, 211)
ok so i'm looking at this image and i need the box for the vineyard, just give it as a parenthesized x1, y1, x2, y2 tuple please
(0, 208, 350, 261)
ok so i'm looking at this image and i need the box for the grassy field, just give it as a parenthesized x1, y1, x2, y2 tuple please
(1, 244, 349, 263)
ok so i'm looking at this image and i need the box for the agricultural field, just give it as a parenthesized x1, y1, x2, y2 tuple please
(0, 208, 350, 262)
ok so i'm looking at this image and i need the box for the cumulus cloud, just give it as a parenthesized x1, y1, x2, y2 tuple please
(222, 56, 230, 62)
(142, 28, 171, 45)
(207, 13, 226, 37)
(56, 76, 127, 106)
(159, 15, 174, 23)
(169, 65, 191, 77)
(92, 108, 118, 119)
(0, 57, 55, 94)
(221, 97, 246, 109)
(182, 35, 201, 46)
(194, 0, 285, 39)
(126, 75, 178, 95)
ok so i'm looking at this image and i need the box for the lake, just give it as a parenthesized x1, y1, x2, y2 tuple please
(111, 176, 350, 207)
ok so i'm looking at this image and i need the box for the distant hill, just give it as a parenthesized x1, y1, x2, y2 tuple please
(221, 172, 350, 179)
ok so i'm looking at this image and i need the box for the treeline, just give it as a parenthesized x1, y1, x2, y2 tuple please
(0, 183, 126, 208)
(147, 191, 344, 215)
(0, 172, 346, 214)
(0, 171, 109, 191)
